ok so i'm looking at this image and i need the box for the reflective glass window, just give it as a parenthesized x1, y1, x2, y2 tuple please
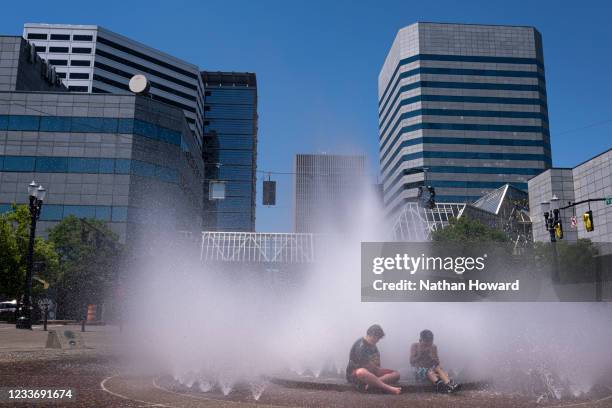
(40, 116, 71, 131)
(132, 161, 156, 177)
(64, 205, 96, 218)
(70, 60, 91, 66)
(68, 158, 99, 173)
(133, 120, 157, 140)
(39, 204, 63, 221)
(114, 159, 131, 174)
(71, 47, 92, 54)
(3, 156, 35, 171)
(35, 157, 68, 172)
(50, 34, 70, 40)
(118, 119, 134, 134)
(8, 116, 39, 131)
(73, 35, 93, 41)
(95, 206, 112, 221)
(111, 206, 128, 222)
(99, 159, 115, 173)
(27, 33, 47, 40)
(69, 72, 90, 79)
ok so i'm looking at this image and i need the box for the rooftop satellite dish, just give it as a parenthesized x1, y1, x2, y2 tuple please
(129, 74, 150, 95)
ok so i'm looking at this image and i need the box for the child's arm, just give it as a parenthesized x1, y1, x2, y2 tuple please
(409, 343, 418, 367)
(431, 345, 440, 367)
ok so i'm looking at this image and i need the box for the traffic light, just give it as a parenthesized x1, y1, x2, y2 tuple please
(263, 180, 276, 206)
(583, 210, 595, 232)
(554, 221, 563, 240)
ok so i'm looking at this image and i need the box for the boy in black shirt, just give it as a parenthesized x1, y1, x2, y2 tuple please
(346, 324, 401, 394)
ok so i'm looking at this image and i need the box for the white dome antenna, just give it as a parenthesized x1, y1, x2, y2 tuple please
(129, 74, 151, 95)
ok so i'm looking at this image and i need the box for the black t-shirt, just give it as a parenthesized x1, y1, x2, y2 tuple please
(346, 337, 380, 380)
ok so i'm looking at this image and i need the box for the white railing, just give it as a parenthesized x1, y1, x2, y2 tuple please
(200, 231, 316, 264)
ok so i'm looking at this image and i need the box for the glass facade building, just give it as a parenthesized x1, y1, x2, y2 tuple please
(293, 154, 366, 233)
(0, 38, 204, 242)
(22, 23, 206, 148)
(202, 72, 257, 232)
(378, 23, 552, 217)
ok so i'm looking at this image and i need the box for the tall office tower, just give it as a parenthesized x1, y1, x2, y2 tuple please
(201, 72, 257, 232)
(293, 154, 366, 233)
(23, 23, 205, 148)
(0, 35, 204, 242)
(378, 22, 551, 217)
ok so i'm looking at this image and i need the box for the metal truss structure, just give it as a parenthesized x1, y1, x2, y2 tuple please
(393, 184, 533, 248)
(200, 231, 315, 264)
(393, 202, 467, 241)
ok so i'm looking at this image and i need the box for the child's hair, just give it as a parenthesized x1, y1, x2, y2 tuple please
(420, 329, 434, 342)
(366, 324, 385, 339)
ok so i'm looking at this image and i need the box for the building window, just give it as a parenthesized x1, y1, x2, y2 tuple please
(69, 72, 90, 79)
(56, 72, 67, 78)
(34, 46, 46, 52)
(50, 34, 70, 40)
(72, 34, 93, 41)
(48, 59, 68, 66)
(70, 60, 91, 66)
(111, 207, 128, 222)
(27, 33, 47, 40)
(71, 47, 92, 54)
(3, 156, 35, 171)
(49, 46, 69, 53)
(68, 85, 89, 92)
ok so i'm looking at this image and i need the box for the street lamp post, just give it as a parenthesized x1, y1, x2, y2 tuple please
(16, 181, 46, 330)
(541, 194, 560, 283)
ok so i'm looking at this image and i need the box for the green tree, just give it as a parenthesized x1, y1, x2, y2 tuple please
(48, 216, 122, 319)
(0, 205, 59, 300)
(533, 239, 599, 283)
(431, 215, 510, 243)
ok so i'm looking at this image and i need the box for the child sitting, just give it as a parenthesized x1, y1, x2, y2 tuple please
(409, 329, 459, 393)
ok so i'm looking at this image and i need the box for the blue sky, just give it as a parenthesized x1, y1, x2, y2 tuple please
(3, 0, 611, 232)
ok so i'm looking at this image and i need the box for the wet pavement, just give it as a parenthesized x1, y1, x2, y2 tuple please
(1, 323, 612, 407)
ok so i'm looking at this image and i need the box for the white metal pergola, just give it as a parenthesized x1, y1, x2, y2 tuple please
(392, 202, 467, 241)
(200, 231, 316, 264)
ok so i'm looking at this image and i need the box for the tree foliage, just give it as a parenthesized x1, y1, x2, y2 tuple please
(48, 216, 122, 319)
(431, 215, 510, 243)
(533, 239, 599, 283)
(0, 205, 59, 300)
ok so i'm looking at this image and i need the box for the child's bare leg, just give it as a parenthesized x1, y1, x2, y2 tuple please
(426, 368, 439, 384)
(355, 368, 401, 395)
(379, 370, 400, 385)
(434, 366, 450, 384)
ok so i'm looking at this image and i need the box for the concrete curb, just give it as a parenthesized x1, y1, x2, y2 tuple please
(265, 375, 488, 393)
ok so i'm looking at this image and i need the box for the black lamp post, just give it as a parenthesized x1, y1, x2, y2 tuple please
(541, 194, 560, 283)
(16, 181, 46, 330)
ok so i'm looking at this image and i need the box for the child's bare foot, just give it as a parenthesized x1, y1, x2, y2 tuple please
(389, 386, 401, 395)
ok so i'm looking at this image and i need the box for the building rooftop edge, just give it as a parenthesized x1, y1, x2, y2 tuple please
(23, 23, 199, 71)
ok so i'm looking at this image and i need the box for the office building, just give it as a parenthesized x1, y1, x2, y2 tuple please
(23, 23, 205, 148)
(0, 36, 66, 92)
(293, 153, 366, 233)
(378, 22, 551, 217)
(528, 149, 612, 248)
(0, 35, 204, 242)
(202, 71, 257, 231)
